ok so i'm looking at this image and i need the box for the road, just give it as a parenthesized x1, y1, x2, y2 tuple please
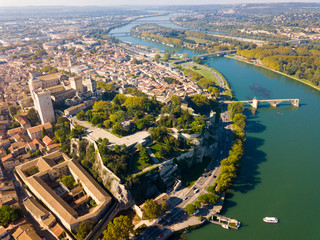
(140, 107, 233, 240)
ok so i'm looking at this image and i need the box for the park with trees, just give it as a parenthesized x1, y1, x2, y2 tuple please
(215, 102, 246, 192)
(76, 91, 161, 137)
(0, 205, 23, 226)
(237, 43, 320, 87)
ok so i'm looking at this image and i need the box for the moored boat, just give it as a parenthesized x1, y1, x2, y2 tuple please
(263, 217, 278, 223)
(221, 224, 229, 229)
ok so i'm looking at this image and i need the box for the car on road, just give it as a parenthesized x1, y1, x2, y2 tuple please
(183, 196, 188, 201)
(194, 188, 199, 193)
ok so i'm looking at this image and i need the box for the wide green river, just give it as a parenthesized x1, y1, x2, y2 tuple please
(110, 14, 320, 240)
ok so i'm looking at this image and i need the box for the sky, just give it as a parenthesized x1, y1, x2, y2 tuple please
(0, 0, 316, 7)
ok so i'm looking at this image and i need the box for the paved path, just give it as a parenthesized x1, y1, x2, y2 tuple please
(71, 117, 149, 147)
(146, 147, 159, 164)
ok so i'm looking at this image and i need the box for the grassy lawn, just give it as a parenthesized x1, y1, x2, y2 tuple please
(149, 143, 165, 161)
(203, 65, 233, 99)
(186, 36, 210, 44)
(183, 62, 233, 100)
(161, 56, 181, 62)
(183, 63, 219, 85)
(179, 156, 212, 188)
(149, 143, 189, 162)
(130, 151, 151, 173)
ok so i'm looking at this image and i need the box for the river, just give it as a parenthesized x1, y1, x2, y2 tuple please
(110, 14, 320, 240)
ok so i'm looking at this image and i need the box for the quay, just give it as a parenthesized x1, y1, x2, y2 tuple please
(209, 214, 241, 229)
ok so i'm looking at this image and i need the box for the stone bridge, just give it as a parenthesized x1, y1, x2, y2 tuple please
(172, 50, 237, 65)
(224, 97, 299, 108)
(197, 50, 237, 59)
(108, 32, 131, 37)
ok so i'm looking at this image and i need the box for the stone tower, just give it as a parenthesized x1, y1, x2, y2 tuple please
(70, 76, 83, 93)
(33, 90, 55, 124)
(86, 75, 97, 94)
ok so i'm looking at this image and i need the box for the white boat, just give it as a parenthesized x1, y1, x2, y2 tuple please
(263, 217, 278, 223)
(221, 224, 229, 229)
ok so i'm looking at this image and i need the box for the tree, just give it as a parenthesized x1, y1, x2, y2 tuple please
(228, 102, 244, 120)
(102, 215, 134, 240)
(154, 54, 160, 63)
(97, 82, 115, 93)
(149, 126, 169, 143)
(70, 124, 84, 138)
(189, 94, 211, 113)
(198, 193, 219, 204)
(76, 220, 95, 240)
(171, 95, 182, 106)
(184, 204, 196, 215)
(9, 106, 17, 116)
(192, 56, 202, 64)
(194, 200, 201, 208)
(138, 146, 150, 166)
(132, 58, 138, 64)
(159, 146, 168, 158)
(208, 86, 220, 98)
(206, 185, 215, 193)
(27, 108, 39, 126)
(9, 121, 20, 129)
(163, 52, 171, 61)
(143, 199, 166, 220)
(233, 113, 247, 130)
(0, 205, 22, 226)
(61, 175, 75, 190)
(41, 127, 47, 139)
(76, 111, 86, 121)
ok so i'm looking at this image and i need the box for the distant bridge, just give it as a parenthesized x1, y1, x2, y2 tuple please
(173, 50, 237, 64)
(108, 32, 131, 37)
(286, 39, 310, 44)
(198, 50, 237, 59)
(224, 97, 299, 108)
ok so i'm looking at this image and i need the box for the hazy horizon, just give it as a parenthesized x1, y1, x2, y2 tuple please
(0, 0, 317, 7)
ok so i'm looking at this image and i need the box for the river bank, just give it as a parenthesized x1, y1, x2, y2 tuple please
(109, 13, 320, 240)
(225, 54, 320, 92)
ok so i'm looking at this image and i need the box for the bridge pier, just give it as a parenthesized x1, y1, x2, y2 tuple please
(291, 99, 299, 107)
(269, 101, 278, 107)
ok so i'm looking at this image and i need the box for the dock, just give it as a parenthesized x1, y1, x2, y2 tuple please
(209, 214, 241, 229)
